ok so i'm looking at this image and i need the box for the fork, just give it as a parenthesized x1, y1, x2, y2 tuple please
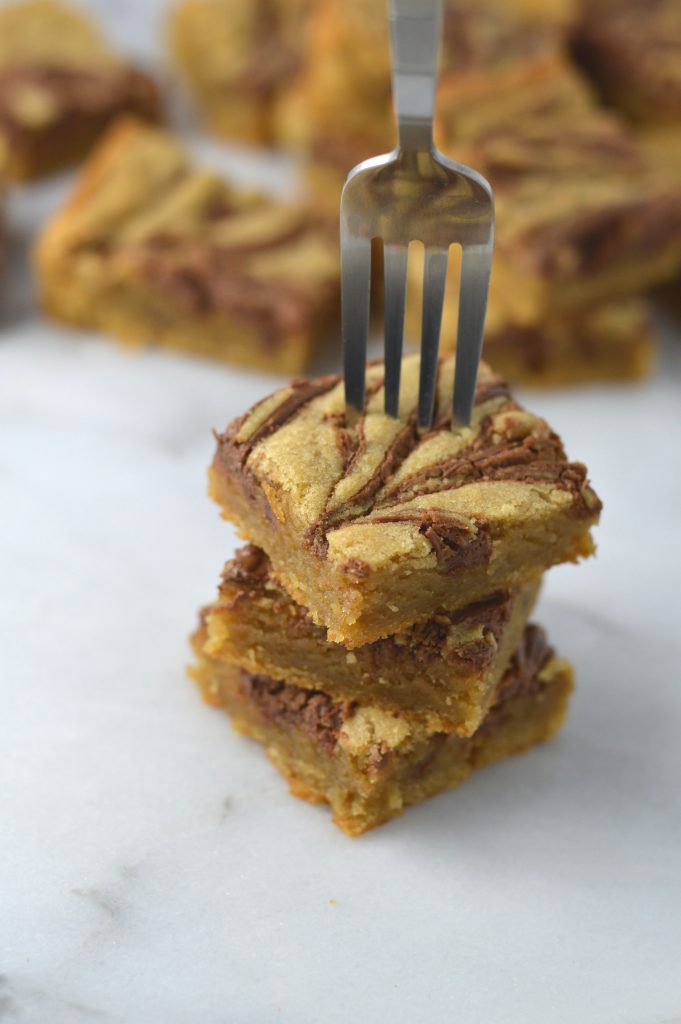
(340, 0, 494, 428)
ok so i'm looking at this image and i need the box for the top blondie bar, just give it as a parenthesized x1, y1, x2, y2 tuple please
(210, 355, 601, 647)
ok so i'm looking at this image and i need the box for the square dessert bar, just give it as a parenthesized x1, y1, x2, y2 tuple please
(202, 544, 541, 735)
(643, 131, 681, 318)
(0, 0, 159, 181)
(0, 157, 6, 283)
(275, 0, 578, 216)
(480, 301, 655, 388)
(191, 623, 573, 836)
(405, 248, 655, 386)
(36, 119, 339, 374)
(405, 78, 681, 362)
(274, 0, 394, 157)
(574, 0, 681, 127)
(210, 355, 601, 647)
(170, 0, 309, 145)
(447, 96, 681, 325)
(434, 0, 581, 145)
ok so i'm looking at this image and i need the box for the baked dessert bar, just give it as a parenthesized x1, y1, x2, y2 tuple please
(0, 0, 159, 181)
(210, 355, 601, 647)
(283, 0, 681, 318)
(191, 622, 573, 836)
(275, 0, 579, 216)
(452, 104, 681, 325)
(642, 130, 681, 318)
(574, 0, 681, 127)
(202, 544, 541, 735)
(435, 0, 583, 145)
(403, 90, 681, 360)
(405, 254, 654, 386)
(0, 156, 6, 284)
(169, 0, 310, 145)
(641, 127, 681, 190)
(274, 0, 393, 160)
(480, 302, 655, 388)
(36, 119, 339, 374)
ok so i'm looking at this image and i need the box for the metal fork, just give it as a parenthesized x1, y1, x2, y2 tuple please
(340, 0, 494, 428)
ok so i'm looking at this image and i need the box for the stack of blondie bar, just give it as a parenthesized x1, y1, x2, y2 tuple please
(191, 354, 601, 835)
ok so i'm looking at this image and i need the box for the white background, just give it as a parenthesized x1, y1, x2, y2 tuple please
(1, 2, 681, 1021)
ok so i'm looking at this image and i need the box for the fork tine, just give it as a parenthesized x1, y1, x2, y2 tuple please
(341, 232, 372, 414)
(452, 242, 493, 427)
(418, 246, 448, 429)
(383, 243, 408, 417)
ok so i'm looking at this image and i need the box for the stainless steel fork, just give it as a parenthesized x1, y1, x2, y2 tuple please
(340, 0, 494, 428)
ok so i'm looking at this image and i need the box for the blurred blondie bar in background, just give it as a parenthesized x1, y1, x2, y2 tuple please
(0, 0, 160, 181)
(169, 0, 310, 145)
(167, 0, 681, 386)
(36, 119, 339, 373)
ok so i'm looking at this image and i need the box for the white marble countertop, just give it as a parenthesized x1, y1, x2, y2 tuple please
(2, 5, 681, 1020)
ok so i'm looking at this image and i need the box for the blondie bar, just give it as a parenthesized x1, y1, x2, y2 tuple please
(642, 129, 681, 317)
(0, 154, 6, 283)
(210, 356, 601, 647)
(404, 87, 681, 364)
(0, 0, 159, 181)
(191, 623, 573, 836)
(284, 0, 681, 316)
(449, 102, 681, 326)
(274, 0, 393, 161)
(480, 302, 654, 388)
(405, 249, 654, 386)
(169, 0, 309, 145)
(275, 0, 579, 215)
(574, 0, 681, 127)
(203, 544, 541, 735)
(36, 119, 339, 374)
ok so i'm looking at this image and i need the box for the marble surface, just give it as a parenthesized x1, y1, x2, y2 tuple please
(2, 6, 681, 1021)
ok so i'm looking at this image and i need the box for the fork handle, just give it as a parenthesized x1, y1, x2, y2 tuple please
(388, 0, 443, 151)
